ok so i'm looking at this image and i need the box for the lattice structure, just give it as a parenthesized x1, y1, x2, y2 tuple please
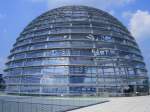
(4, 6, 149, 96)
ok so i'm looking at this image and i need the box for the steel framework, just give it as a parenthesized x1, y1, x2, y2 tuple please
(4, 6, 149, 96)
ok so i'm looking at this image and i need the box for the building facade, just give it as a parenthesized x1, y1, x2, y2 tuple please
(4, 6, 149, 96)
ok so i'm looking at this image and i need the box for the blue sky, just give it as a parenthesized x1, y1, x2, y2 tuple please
(0, 0, 150, 76)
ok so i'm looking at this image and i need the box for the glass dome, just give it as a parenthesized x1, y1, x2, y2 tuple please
(4, 6, 149, 96)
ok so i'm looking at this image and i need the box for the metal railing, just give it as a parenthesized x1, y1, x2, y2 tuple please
(0, 94, 107, 112)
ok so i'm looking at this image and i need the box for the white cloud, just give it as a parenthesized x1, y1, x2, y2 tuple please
(129, 10, 150, 39)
